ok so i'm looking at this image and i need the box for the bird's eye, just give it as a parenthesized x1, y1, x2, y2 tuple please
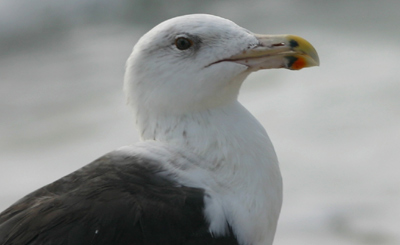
(175, 37, 193, 50)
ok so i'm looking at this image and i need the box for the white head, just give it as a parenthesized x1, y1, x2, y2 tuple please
(124, 13, 319, 121)
(124, 14, 252, 116)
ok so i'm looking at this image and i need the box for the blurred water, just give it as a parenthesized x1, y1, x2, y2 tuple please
(1, 1, 399, 244)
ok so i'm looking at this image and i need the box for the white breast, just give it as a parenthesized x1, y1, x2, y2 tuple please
(136, 101, 283, 245)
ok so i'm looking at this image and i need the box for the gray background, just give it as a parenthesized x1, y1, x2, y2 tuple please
(1, 0, 399, 244)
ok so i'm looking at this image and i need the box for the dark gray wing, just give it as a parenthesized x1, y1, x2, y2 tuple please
(0, 152, 238, 245)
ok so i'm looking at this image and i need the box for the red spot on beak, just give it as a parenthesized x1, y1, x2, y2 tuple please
(291, 57, 307, 70)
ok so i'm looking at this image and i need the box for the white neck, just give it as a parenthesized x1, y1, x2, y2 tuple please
(136, 101, 282, 245)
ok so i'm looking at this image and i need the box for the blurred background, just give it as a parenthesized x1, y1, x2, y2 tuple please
(1, 0, 399, 244)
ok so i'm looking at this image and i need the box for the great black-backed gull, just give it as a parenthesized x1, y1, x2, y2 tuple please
(0, 14, 319, 245)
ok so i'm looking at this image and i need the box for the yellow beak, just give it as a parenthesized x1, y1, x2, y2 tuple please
(228, 34, 319, 71)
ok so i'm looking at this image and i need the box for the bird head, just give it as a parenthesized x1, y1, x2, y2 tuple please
(124, 14, 319, 117)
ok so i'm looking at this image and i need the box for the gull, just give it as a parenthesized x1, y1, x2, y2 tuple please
(0, 14, 319, 245)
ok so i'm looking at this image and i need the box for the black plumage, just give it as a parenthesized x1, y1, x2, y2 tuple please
(0, 151, 238, 245)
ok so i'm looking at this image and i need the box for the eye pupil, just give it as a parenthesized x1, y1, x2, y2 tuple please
(175, 37, 192, 50)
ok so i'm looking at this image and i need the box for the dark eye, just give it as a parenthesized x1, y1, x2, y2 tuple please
(175, 37, 193, 50)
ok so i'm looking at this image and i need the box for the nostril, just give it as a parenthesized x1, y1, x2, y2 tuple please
(271, 42, 285, 47)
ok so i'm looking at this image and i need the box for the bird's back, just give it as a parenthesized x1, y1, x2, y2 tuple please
(0, 150, 239, 245)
